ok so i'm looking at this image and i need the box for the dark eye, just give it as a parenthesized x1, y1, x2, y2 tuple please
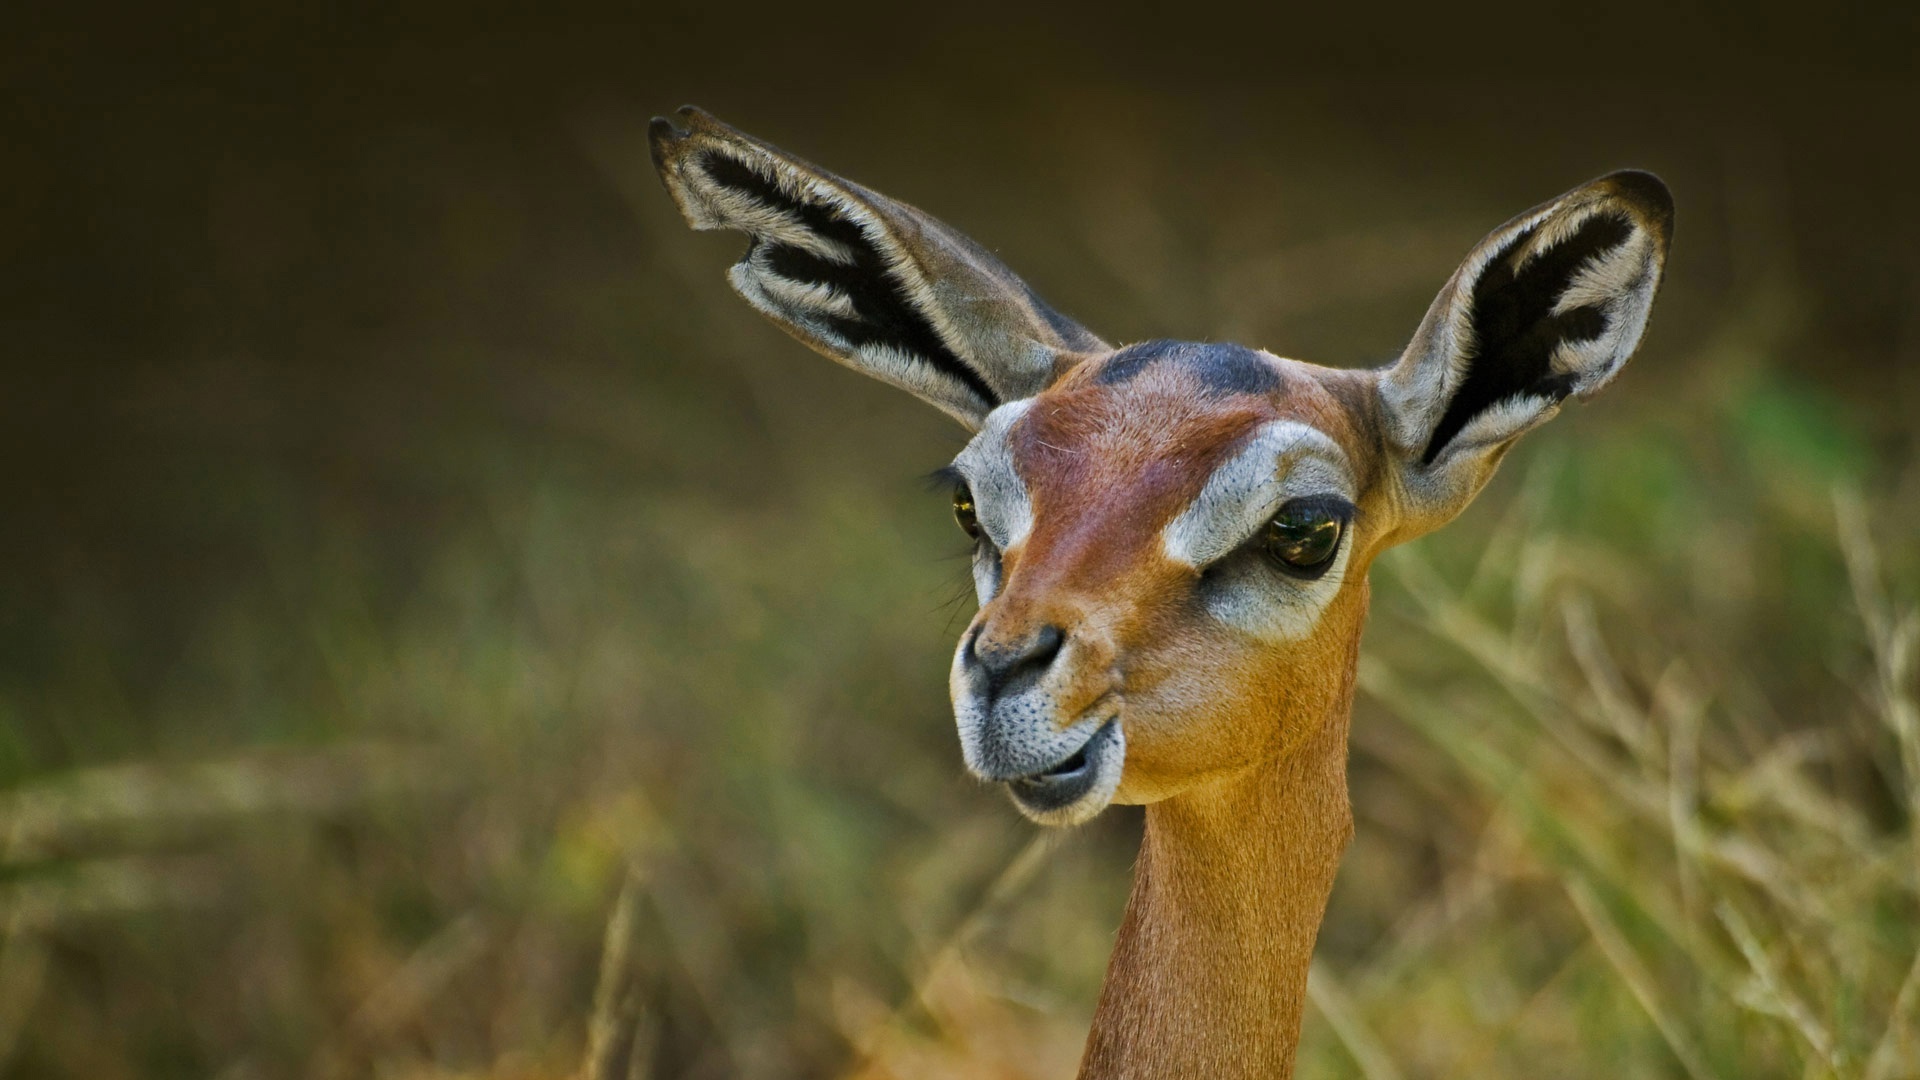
(952, 483, 981, 540)
(1261, 499, 1348, 577)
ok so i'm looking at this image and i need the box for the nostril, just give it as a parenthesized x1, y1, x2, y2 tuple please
(1029, 624, 1064, 668)
(976, 623, 1067, 694)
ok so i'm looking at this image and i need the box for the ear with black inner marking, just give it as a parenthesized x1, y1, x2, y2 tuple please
(650, 106, 1107, 429)
(1378, 170, 1673, 527)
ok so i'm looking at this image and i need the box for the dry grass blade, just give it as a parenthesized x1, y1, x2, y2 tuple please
(1360, 657, 1702, 964)
(1834, 489, 1920, 872)
(1832, 487, 1920, 1080)
(1654, 661, 1709, 935)
(348, 913, 492, 1044)
(1433, 940, 1597, 1080)
(1307, 962, 1407, 1080)
(0, 744, 458, 864)
(581, 864, 655, 1080)
(1561, 595, 1655, 763)
(846, 831, 1057, 1070)
(1565, 877, 1720, 1080)
(1385, 551, 1669, 825)
(1715, 901, 1842, 1074)
(1866, 946, 1920, 1080)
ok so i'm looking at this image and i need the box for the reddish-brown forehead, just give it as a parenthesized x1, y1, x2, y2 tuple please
(1007, 361, 1254, 578)
(1003, 345, 1374, 583)
(1014, 379, 1262, 524)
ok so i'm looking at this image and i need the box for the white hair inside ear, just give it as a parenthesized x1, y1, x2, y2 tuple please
(1379, 170, 1672, 527)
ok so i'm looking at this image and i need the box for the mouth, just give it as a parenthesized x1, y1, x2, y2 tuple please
(1004, 718, 1125, 826)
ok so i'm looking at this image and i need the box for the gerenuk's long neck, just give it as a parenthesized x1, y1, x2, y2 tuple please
(1076, 653, 1358, 1080)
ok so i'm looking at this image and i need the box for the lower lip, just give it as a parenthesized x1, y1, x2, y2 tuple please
(1032, 745, 1090, 781)
(1007, 719, 1116, 808)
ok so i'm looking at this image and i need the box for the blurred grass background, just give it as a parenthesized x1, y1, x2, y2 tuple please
(3, 3, 1918, 1077)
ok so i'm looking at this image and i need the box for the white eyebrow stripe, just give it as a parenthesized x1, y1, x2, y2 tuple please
(1162, 420, 1354, 568)
(950, 399, 1035, 553)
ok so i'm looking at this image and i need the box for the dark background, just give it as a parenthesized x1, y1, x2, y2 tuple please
(7, 3, 1918, 643)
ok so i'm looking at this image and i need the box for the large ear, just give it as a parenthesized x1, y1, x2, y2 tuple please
(1378, 170, 1673, 529)
(649, 107, 1107, 429)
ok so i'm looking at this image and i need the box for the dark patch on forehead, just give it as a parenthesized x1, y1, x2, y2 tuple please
(1095, 340, 1282, 397)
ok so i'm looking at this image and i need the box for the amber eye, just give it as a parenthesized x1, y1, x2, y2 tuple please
(952, 484, 982, 540)
(1261, 500, 1347, 576)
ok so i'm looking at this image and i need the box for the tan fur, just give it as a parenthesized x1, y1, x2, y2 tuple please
(970, 359, 1375, 1078)
(1081, 604, 1361, 1079)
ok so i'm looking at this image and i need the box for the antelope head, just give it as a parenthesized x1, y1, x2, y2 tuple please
(650, 106, 1671, 829)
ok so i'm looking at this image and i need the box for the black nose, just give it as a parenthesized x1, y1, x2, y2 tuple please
(972, 623, 1065, 697)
